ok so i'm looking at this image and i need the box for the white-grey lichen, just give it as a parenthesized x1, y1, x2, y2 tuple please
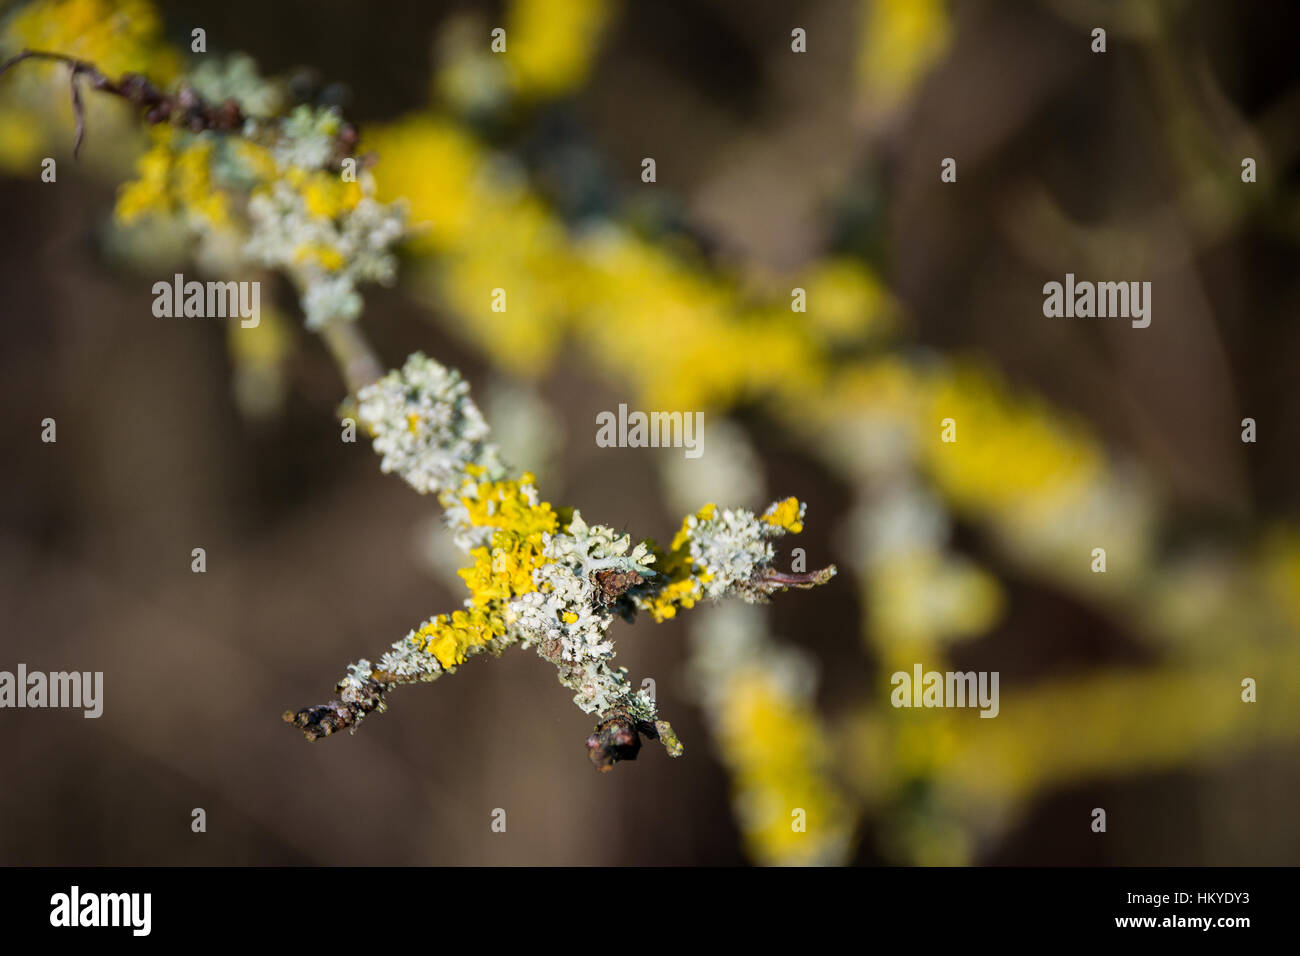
(356, 352, 504, 503)
(510, 511, 658, 714)
(187, 54, 284, 117)
(244, 174, 406, 329)
(272, 104, 344, 170)
(669, 500, 814, 604)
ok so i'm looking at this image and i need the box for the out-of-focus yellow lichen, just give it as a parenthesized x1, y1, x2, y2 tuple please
(5, 0, 181, 82)
(0, 106, 44, 170)
(866, 552, 1004, 654)
(292, 242, 345, 272)
(367, 118, 483, 251)
(1260, 529, 1300, 631)
(796, 257, 895, 343)
(298, 170, 362, 220)
(920, 364, 1103, 518)
(856, 0, 951, 110)
(716, 668, 854, 866)
(114, 126, 229, 227)
(227, 301, 292, 419)
(503, 0, 612, 98)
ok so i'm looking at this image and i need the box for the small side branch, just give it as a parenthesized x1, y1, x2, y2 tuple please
(587, 714, 683, 772)
(320, 317, 385, 395)
(282, 674, 391, 741)
(0, 48, 358, 161)
(756, 565, 837, 592)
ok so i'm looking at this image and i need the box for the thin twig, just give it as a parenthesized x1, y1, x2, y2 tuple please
(69, 68, 84, 157)
(757, 565, 838, 590)
(319, 317, 385, 395)
(0, 48, 358, 162)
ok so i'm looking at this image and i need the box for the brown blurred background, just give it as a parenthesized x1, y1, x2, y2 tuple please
(2, 0, 1299, 864)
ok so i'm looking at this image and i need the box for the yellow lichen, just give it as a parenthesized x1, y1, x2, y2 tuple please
(716, 669, 853, 866)
(414, 606, 509, 669)
(503, 0, 612, 98)
(762, 497, 804, 534)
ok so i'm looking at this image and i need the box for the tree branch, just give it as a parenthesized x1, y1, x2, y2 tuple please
(0, 48, 358, 161)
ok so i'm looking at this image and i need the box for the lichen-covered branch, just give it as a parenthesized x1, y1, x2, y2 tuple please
(0, 48, 406, 331)
(5, 43, 836, 771)
(0, 47, 357, 160)
(283, 353, 835, 770)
